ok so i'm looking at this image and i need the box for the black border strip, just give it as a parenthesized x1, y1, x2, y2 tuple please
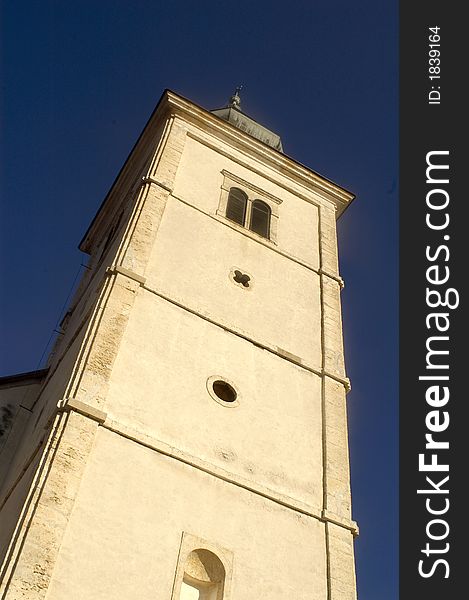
(400, 3, 465, 596)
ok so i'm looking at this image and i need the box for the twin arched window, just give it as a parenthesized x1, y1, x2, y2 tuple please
(226, 187, 271, 239)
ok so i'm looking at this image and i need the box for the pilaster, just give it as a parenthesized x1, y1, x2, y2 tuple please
(0, 411, 97, 599)
(327, 522, 358, 600)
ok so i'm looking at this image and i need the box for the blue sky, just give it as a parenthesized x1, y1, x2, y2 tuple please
(0, 1, 398, 597)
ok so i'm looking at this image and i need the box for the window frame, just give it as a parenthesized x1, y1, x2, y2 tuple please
(171, 532, 234, 600)
(206, 375, 240, 408)
(249, 199, 271, 238)
(181, 574, 220, 599)
(225, 187, 248, 226)
(217, 170, 281, 244)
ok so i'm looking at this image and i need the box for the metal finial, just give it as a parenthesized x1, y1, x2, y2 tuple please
(228, 85, 243, 110)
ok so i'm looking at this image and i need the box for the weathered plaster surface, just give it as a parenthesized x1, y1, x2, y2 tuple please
(146, 197, 322, 370)
(106, 288, 323, 509)
(45, 428, 329, 600)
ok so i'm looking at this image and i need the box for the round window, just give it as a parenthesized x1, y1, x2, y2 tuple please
(212, 380, 237, 403)
(206, 376, 240, 407)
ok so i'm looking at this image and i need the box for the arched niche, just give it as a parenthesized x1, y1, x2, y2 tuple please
(180, 549, 225, 600)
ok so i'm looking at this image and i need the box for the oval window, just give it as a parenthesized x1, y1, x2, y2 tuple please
(206, 376, 240, 407)
(212, 380, 237, 403)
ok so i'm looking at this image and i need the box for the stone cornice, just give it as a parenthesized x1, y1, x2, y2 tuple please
(78, 89, 355, 255)
(102, 266, 352, 393)
(164, 90, 355, 217)
(220, 169, 283, 205)
(50, 402, 360, 536)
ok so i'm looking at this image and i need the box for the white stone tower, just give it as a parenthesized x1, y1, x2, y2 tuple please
(0, 89, 358, 599)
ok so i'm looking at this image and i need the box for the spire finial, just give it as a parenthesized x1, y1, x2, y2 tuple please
(228, 85, 243, 110)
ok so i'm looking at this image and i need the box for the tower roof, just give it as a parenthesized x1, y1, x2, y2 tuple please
(211, 88, 283, 153)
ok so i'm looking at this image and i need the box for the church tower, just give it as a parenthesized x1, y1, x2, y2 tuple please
(0, 89, 358, 599)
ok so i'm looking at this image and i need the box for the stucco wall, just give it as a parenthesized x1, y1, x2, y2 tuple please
(145, 197, 321, 370)
(106, 288, 323, 508)
(172, 134, 321, 270)
(45, 427, 328, 600)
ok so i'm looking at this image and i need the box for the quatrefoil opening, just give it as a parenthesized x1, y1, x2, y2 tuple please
(232, 270, 251, 288)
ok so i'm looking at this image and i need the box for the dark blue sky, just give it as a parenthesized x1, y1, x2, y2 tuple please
(0, 1, 398, 598)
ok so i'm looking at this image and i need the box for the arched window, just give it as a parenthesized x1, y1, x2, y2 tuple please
(225, 188, 247, 226)
(180, 549, 225, 600)
(249, 200, 271, 239)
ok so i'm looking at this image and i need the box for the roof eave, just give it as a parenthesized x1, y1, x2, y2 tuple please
(79, 89, 355, 253)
